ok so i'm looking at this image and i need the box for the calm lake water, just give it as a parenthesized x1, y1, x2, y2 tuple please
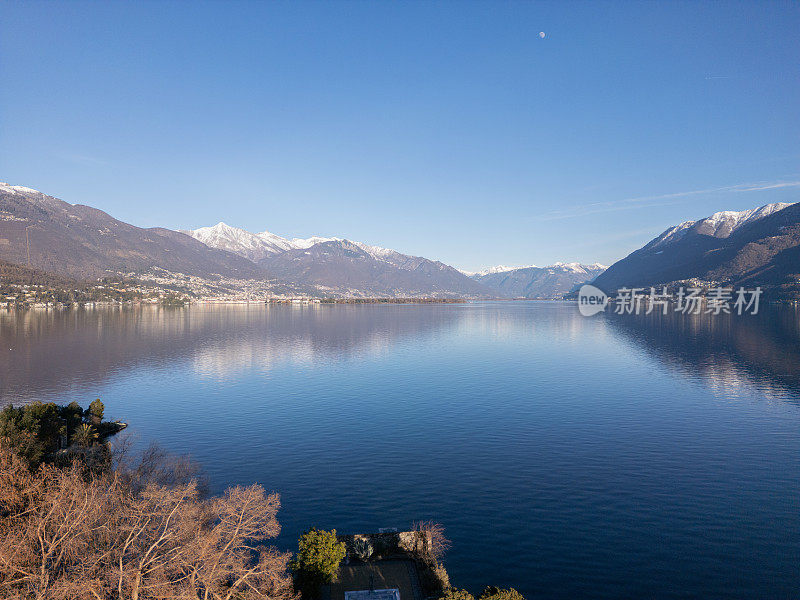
(1, 302, 798, 599)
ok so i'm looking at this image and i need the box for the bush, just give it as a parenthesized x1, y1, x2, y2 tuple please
(433, 563, 451, 591)
(478, 587, 525, 600)
(73, 423, 98, 447)
(442, 588, 474, 600)
(291, 528, 347, 598)
(353, 537, 374, 561)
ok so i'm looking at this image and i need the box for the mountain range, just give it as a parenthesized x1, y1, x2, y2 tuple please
(179, 221, 492, 297)
(593, 201, 800, 295)
(3, 179, 794, 300)
(0, 183, 262, 281)
(0, 182, 534, 298)
(468, 263, 608, 298)
(181, 221, 607, 299)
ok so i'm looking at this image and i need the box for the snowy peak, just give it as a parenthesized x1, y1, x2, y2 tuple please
(0, 182, 43, 196)
(255, 230, 296, 253)
(463, 264, 538, 277)
(694, 203, 792, 238)
(465, 262, 605, 277)
(647, 202, 793, 251)
(0, 183, 264, 280)
(185, 222, 414, 268)
(593, 201, 800, 294)
(290, 235, 340, 249)
(472, 262, 607, 299)
(182, 222, 292, 262)
(183, 219, 610, 291)
(549, 262, 609, 275)
(0, 182, 68, 210)
(186, 219, 446, 275)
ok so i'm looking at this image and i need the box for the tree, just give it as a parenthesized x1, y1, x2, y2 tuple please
(291, 528, 346, 598)
(0, 443, 295, 600)
(413, 521, 451, 562)
(0, 401, 119, 470)
(0, 402, 63, 468)
(88, 398, 105, 424)
(61, 401, 84, 435)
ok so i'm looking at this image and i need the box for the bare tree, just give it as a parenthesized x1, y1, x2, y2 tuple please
(412, 521, 451, 563)
(0, 444, 295, 600)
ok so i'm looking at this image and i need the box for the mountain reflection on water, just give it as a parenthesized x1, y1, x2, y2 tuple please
(605, 305, 800, 403)
(0, 303, 465, 402)
(2, 302, 798, 404)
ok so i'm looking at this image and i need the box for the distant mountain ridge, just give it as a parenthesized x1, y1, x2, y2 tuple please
(1, 180, 622, 299)
(258, 239, 491, 297)
(645, 203, 791, 251)
(471, 263, 608, 299)
(0, 182, 496, 297)
(0, 183, 264, 280)
(182, 221, 428, 265)
(461, 264, 539, 277)
(593, 201, 800, 295)
(184, 222, 491, 298)
(178, 222, 295, 263)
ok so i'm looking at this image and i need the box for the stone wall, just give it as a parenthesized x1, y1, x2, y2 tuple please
(337, 531, 433, 563)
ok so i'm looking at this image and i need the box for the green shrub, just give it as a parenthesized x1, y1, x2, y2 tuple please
(291, 528, 346, 598)
(353, 537, 374, 561)
(73, 424, 98, 447)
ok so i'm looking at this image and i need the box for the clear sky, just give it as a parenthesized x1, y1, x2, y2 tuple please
(1, 1, 798, 271)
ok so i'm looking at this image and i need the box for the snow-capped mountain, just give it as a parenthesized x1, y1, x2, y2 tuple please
(463, 262, 607, 278)
(256, 230, 297, 253)
(0, 185, 263, 279)
(1, 183, 47, 196)
(472, 263, 608, 299)
(183, 223, 461, 274)
(646, 203, 791, 251)
(183, 222, 494, 297)
(179, 222, 293, 263)
(550, 262, 608, 275)
(184, 224, 383, 259)
(181, 222, 353, 261)
(460, 264, 539, 277)
(290, 235, 339, 249)
(593, 200, 799, 292)
(258, 239, 492, 298)
(0, 180, 608, 299)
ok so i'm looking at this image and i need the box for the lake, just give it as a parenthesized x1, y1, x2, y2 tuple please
(1, 302, 798, 599)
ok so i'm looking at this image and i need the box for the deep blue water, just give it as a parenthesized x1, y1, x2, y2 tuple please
(1, 302, 798, 599)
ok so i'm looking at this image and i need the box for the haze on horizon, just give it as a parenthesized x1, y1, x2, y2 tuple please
(0, 1, 797, 272)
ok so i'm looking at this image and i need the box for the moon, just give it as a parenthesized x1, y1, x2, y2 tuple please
(538, 31, 546, 39)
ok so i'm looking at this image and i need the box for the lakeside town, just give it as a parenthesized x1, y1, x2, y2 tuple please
(0, 273, 469, 309)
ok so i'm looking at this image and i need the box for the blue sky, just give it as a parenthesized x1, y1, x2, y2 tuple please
(1, 1, 798, 271)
